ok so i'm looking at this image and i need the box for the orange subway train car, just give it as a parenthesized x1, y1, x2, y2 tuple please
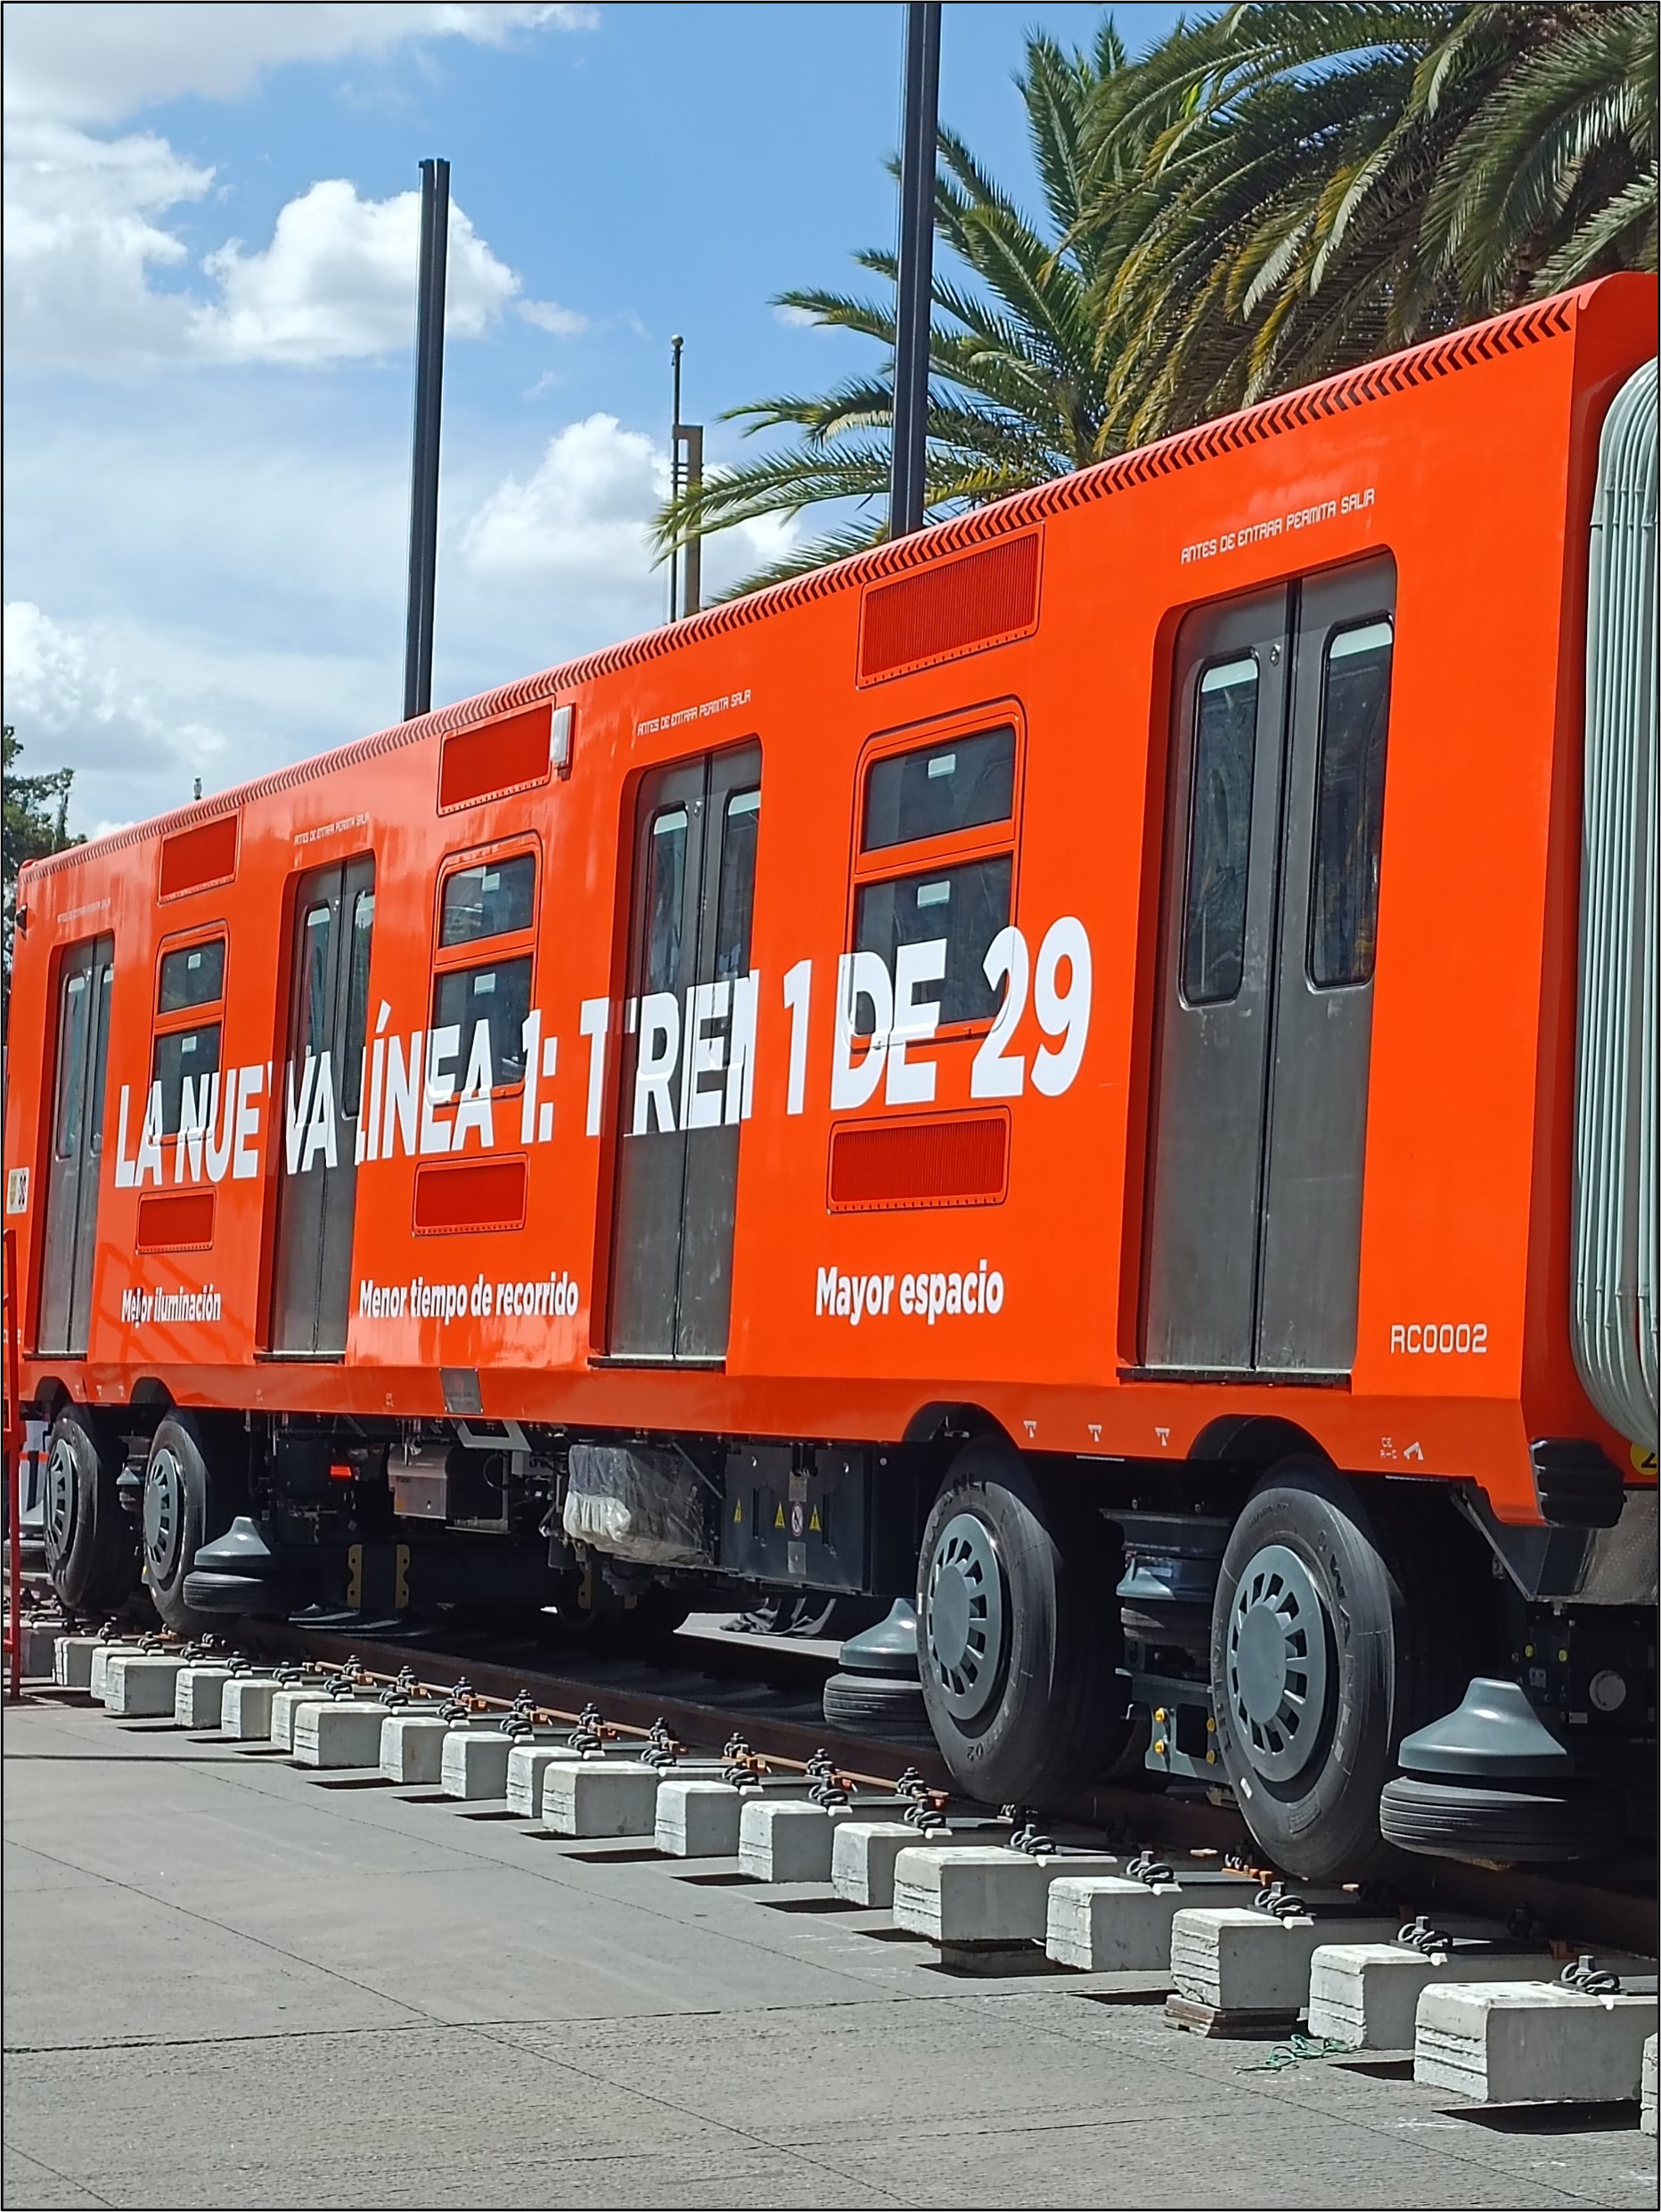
(4, 275, 1656, 1878)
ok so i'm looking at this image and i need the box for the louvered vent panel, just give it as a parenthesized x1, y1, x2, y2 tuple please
(158, 817, 237, 900)
(829, 1113, 1009, 1211)
(438, 704, 552, 812)
(858, 535, 1041, 683)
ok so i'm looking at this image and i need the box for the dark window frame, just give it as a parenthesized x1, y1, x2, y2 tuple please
(848, 705, 1025, 1041)
(1306, 613, 1395, 992)
(430, 836, 540, 1099)
(1177, 650, 1261, 1010)
(149, 928, 228, 1143)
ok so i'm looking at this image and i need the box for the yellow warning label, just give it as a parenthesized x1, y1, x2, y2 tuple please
(773, 1504, 786, 1529)
(809, 1506, 822, 1532)
(1632, 1442, 1658, 1477)
(732, 1499, 743, 1522)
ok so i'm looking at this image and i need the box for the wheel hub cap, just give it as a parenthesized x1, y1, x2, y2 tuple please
(1225, 1542, 1330, 1783)
(923, 1512, 1004, 1721)
(143, 1449, 184, 1583)
(44, 1439, 77, 1570)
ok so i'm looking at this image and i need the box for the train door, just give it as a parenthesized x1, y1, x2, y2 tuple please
(38, 935, 115, 1354)
(1142, 556, 1395, 1375)
(609, 743, 761, 1361)
(269, 857, 375, 1355)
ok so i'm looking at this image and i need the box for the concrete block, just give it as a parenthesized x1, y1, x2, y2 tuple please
(506, 1742, 569, 1816)
(1641, 2033, 1656, 2136)
(544, 1760, 664, 1838)
(1170, 1907, 1418, 2016)
(737, 1798, 868, 1884)
(439, 1726, 515, 1800)
(893, 1849, 1121, 1947)
(1046, 1876, 1190, 1974)
(651, 1777, 808, 1858)
(830, 1821, 956, 1910)
(21, 1620, 65, 1676)
(1415, 1980, 1659, 2104)
(267, 1686, 354, 1751)
(102, 1653, 185, 1718)
(173, 1664, 234, 1730)
(1307, 1939, 1549, 2051)
(53, 1636, 99, 1689)
(379, 1712, 452, 1783)
(88, 1642, 136, 1702)
(292, 1700, 388, 1768)
(219, 1677, 282, 1740)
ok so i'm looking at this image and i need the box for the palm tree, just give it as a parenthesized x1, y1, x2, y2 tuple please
(1081, 3, 1657, 445)
(655, 24, 1146, 595)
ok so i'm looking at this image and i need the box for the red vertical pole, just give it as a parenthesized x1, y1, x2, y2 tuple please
(4, 1228, 23, 1701)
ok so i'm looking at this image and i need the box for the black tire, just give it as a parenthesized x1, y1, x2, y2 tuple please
(822, 1669, 929, 1734)
(915, 1437, 1129, 1807)
(42, 1405, 137, 1616)
(1379, 1774, 1625, 1864)
(141, 1411, 235, 1637)
(1208, 1463, 1470, 1882)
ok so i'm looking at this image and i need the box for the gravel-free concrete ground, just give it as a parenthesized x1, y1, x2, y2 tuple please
(4, 1694, 1655, 2208)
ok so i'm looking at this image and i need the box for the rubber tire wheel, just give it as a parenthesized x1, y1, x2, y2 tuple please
(822, 1669, 929, 1734)
(142, 1411, 233, 1637)
(915, 1438, 1129, 1807)
(42, 1406, 137, 1616)
(1209, 1463, 1472, 1883)
(1379, 1775, 1625, 1865)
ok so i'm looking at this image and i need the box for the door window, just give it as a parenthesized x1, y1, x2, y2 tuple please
(1181, 657, 1259, 1007)
(1309, 619, 1394, 989)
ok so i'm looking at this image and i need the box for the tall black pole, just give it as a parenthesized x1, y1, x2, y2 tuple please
(404, 157, 450, 722)
(889, 3, 940, 542)
(669, 335, 683, 624)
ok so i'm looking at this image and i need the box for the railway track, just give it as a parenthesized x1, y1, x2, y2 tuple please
(35, 1605, 1642, 1963)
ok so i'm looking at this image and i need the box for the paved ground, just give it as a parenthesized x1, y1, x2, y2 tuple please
(4, 1694, 1656, 2209)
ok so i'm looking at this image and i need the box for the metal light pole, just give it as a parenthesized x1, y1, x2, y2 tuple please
(669, 335, 705, 620)
(404, 157, 450, 722)
(889, 3, 940, 542)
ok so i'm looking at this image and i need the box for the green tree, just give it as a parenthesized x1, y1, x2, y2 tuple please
(1081, 3, 1657, 444)
(4, 724, 81, 1005)
(656, 25, 1152, 593)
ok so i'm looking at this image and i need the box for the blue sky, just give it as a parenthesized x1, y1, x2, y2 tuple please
(3, 3, 1192, 833)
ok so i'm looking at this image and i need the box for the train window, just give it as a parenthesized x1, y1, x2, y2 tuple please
(158, 936, 225, 1012)
(862, 726, 1015, 852)
(855, 854, 1013, 1031)
(150, 1024, 223, 1136)
(296, 900, 333, 1058)
(440, 853, 536, 945)
(644, 806, 689, 992)
(341, 889, 375, 1116)
(1181, 656, 1258, 1007)
(714, 788, 760, 981)
(53, 971, 90, 1159)
(431, 956, 533, 1090)
(87, 960, 114, 1155)
(1309, 618, 1394, 989)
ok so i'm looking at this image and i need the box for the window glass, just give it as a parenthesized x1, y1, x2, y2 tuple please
(855, 854, 1012, 1031)
(297, 901, 332, 1058)
(440, 853, 536, 945)
(88, 962, 114, 1157)
(53, 971, 90, 1159)
(1181, 657, 1258, 1006)
(862, 726, 1016, 852)
(151, 1024, 223, 1137)
(158, 938, 225, 1012)
(341, 890, 374, 1116)
(714, 788, 759, 982)
(432, 956, 533, 1090)
(643, 806, 688, 993)
(1309, 619, 1393, 989)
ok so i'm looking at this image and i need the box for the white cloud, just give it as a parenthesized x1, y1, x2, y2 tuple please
(195, 180, 519, 363)
(772, 302, 822, 329)
(519, 298, 590, 338)
(461, 414, 667, 590)
(2, 4, 593, 127)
